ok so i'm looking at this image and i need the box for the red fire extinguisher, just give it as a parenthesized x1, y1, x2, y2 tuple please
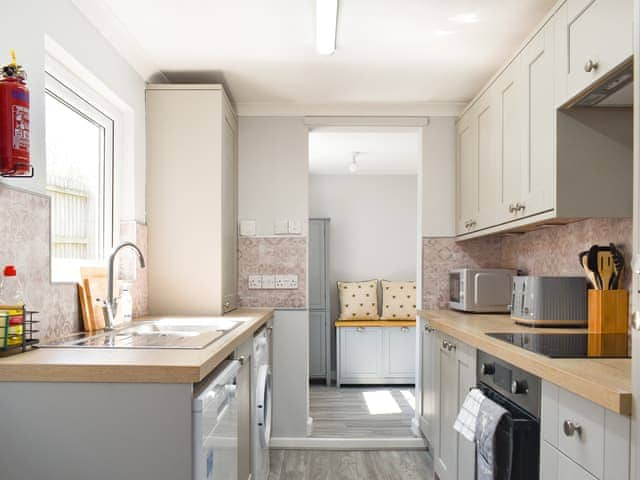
(0, 50, 31, 176)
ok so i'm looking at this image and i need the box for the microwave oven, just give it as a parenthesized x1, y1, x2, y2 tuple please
(449, 268, 516, 313)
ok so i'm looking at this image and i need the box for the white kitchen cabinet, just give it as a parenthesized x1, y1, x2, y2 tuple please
(337, 325, 416, 386)
(541, 381, 630, 480)
(494, 59, 522, 225)
(420, 324, 440, 453)
(519, 19, 555, 218)
(146, 85, 238, 315)
(456, 110, 479, 234)
(383, 326, 416, 378)
(565, 0, 633, 100)
(455, 2, 633, 238)
(433, 332, 477, 480)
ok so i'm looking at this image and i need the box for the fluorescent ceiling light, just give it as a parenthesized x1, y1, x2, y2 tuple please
(434, 29, 456, 37)
(449, 12, 479, 24)
(316, 0, 338, 55)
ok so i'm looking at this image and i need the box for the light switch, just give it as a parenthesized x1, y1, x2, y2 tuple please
(239, 220, 256, 236)
(274, 220, 289, 235)
(288, 219, 302, 235)
(261, 275, 276, 289)
(275, 274, 298, 289)
(248, 275, 262, 289)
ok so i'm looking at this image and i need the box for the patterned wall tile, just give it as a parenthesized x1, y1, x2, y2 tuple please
(422, 218, 633, 311)
(238, 237, 307, 308)
(0, 185, 79, 341)
(119, 221, 149, 318)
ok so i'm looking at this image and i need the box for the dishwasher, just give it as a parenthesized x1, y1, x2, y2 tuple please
(193, 359, 241, 480)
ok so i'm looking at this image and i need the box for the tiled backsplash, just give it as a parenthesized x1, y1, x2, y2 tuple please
(0, 186, 79, 340)
(422, 218, 633, 310)
(0, 185, 150, 341)
(238, 236, 307, 308)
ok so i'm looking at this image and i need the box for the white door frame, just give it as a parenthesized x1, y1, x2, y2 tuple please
(304, 115, 428, 445)
(631, 1, 640, 477)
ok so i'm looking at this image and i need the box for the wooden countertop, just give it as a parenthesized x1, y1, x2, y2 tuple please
(418, 309, 632, 416)
(335, 320, 416, 327)
(0, 308, 273, 384)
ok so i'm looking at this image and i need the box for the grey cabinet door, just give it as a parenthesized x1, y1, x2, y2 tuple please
(309, 311, 326, 378)
(308, 220, 327, 310)
(340, 327, 383, 380)
(421, 328, 439, 450)
(383, 327, 416, 378)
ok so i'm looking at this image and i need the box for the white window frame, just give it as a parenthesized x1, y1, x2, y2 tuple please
(44, 53, 123, 283)
(45, 72, 115, 264)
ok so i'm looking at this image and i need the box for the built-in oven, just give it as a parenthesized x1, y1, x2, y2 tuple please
(477, 351, 541, 480)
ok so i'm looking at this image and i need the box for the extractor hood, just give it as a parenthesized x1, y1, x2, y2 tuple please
(563, 58, 633, 109)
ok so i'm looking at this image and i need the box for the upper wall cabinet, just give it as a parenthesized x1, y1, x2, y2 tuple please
(565, 0, 633, 101)
(455, 0, 633, 238)
(146, 85, 238, 315)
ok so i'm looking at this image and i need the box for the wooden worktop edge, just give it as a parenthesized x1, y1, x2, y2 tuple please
(0, 309, 274, 384)
(418, 310, 631, 416)
(334, 320, 416, 327)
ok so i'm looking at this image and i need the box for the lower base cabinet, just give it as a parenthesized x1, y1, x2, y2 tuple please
(541, 381, 630, 480)
(337, 325, 415, 386)
(428, 330, 477, 480)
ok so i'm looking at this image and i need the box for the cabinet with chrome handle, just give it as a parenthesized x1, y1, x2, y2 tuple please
(562, 419, 582, 437)
(584, 59, 598, 73)
(463, 219, 477, 230)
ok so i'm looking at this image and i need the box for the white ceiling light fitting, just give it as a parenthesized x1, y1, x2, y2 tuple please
(448, 12, 480, 24)
(349, 152, 361, 173)
(316, 0, 339, 55)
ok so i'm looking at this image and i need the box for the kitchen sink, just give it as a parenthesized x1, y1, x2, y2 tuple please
(38, 317, 245, 350)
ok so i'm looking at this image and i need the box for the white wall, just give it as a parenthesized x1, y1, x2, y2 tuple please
(3, 0, 147, 222)
(309, 174, 418, 321)
(422, 117, 456, 237)
(238, 117, 309, 235)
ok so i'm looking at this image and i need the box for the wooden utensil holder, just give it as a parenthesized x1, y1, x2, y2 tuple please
(588, 289, 629, 334)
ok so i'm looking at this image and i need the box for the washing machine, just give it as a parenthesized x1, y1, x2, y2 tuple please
(252, 321, 272, 480)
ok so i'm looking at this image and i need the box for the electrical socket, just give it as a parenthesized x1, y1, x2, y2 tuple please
(261, 274, 276, 289)
(275, 274, 298, 289)
(288, 219, 302, 234)
(274, 220, 289, 235)
(248, 275, 262, 289)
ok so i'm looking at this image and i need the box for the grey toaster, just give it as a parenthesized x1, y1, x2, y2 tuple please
(510, 276, 587, 327)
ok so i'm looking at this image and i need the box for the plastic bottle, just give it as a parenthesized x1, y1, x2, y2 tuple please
(0, 265, 25, 306)
(118, 283, 133, 325)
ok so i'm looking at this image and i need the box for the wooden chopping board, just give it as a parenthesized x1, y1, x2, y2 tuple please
(79, 267, 113, 331)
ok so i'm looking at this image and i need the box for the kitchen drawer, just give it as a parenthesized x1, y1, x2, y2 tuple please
(566, 0, 633, 99)
(557, 387, 604, 478)
(541, 441, 597, 480)
(541, 381, 630, 480)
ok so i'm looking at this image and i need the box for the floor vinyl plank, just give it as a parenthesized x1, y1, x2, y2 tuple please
(269, 450, 434, 480)
(309, 385, 415, 438)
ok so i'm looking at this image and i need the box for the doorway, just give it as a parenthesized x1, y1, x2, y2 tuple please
(307, 123, 423, 443)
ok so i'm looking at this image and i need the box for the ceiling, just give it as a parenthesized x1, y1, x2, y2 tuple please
(76, 0, 556, 108)
(308, 127, 420, 175)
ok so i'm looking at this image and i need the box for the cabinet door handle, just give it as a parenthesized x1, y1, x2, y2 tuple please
(442, 340, 449, 349)
(509, 203, 517, 213)
(584, 59, 599, 72)
(224, 301, 231, 309)
(563, 420, 582, 437)
(401, 327, 409, 332)
(516, 202, 526, 212)
(356, 327, 365, 332)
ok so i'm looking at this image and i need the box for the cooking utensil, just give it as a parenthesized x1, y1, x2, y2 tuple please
(597, 250, 615, 291)
(579, 251, 599, 289)
(587, 245, 602, 289)
(609, 243, 625, 289)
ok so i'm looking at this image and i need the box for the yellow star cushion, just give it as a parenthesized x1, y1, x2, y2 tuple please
(337, 280, 379, 320)
(381, 280, 416, 320)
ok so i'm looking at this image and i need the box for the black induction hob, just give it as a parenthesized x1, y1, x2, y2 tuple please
(486, 332, 630, 359)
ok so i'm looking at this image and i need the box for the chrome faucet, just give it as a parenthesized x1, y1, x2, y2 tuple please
(101, 242, 146, 331)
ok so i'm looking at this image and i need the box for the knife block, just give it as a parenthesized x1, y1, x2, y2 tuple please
(588, 289, 629, 334)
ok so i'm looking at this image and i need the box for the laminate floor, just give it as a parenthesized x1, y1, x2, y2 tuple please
(310, 385, 415, 438)
(268, 449, 434, 480)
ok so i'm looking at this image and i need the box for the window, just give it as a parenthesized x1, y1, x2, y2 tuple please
(45, 73, 114, 282)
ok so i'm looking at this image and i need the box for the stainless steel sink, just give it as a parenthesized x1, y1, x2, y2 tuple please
(38, 317, 246, 350)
